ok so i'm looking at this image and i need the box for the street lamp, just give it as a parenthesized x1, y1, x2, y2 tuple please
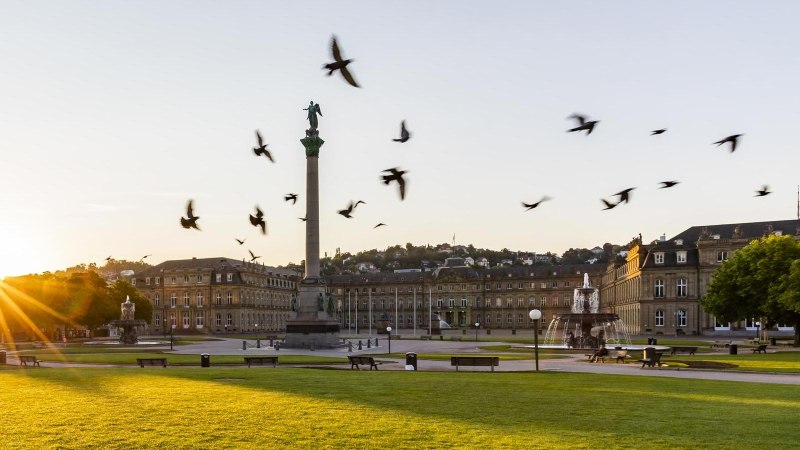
(386, 326, 392, 354)
(528, 309, 541, 371)
(755, 321, 761, 341)
(255, 323, 260, 348)
(170, 324, 176, 351)
(475, 322, 480, 342)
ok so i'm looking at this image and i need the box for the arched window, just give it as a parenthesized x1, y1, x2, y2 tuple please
(655, 309, 665, 327)
(677, 278, 687, 297)
(654, 279, 665, 298)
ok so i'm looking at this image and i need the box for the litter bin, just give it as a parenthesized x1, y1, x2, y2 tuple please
(770, 338, 777, 346)
(405, 352, 418, 371)
(651, 338, 657, 345)
(0, 350, 6, 365)
(201, 353, 210, 367)
(729, 344, 738, 355)
(646, 338, 653, 345)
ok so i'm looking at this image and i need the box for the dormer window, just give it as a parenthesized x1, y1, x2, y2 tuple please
(675, 239, 683, 246)
(654, 252, 665, 264)
(717, 251, 728, 262)
(774, 231, 783, 236)
(677, 251, 687, 264)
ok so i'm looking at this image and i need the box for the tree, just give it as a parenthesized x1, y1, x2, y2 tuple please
(108, 280, 152, 323)
(701, 235, 800, 344)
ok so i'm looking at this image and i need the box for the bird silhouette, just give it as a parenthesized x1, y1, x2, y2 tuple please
(651, 129, 667, 135)
(323, 35, 360, 88)
(249, 206, 267, 235)
(105, 256, 112, 262)
(713, 134, 743, 153)
(393, 120, 411, 143)
(374, 223, 387, 228)
(522, 196, 552, 211)
(180, 200, 200, 230)
(248, 250, 261, 262)
(382, 168, 408, 200)
(614, 188, 635, 204)
(659, 181, 680, 189)
(601, 199, 618, 210)
(755, 185, 771, 197)
(355, 200, 366, 208)
(299, 217, 307, 222)
(235, 238, 245, 245)
(567, 114, 599, 135)
(284, 193, 298, 205)
(338, 202, 356, 218)
(253, 130, 274, 162)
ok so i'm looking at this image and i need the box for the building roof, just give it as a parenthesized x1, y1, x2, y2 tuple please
(671, 219, 800, 243)
(137, 257, 299, 278)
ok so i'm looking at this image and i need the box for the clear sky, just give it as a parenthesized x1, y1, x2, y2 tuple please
(1, 1, 798, 277)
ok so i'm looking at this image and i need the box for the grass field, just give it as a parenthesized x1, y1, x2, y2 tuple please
(1, 368, 799, 449)
(11, 352, 347, 365)
(669, 351, 800, 372)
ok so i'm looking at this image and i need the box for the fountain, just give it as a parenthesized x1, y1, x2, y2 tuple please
(543, 273, 631, 349)
(109, 296, 147, 344)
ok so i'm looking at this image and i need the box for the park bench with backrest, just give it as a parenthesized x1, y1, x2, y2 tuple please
(450, 356, 499, 372)
(137, 358, 167, 368)
(752, 344, 768, 354)
(19, 355, 41, 367)
(670, 346, 698, 355)
(244, 356, 278, 367)
(348, 355, 382, 370)
(637, 349, 664, 368)
(614, 349, 631, 363)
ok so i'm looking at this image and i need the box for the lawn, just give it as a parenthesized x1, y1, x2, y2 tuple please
(668, 351, 800, 373)
(12, 351, 347, 365)
(1, 368, 798, 449)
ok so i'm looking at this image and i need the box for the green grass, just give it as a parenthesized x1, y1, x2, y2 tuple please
(16, 352, 347, 365)
(383, 352, 565, 361)
(1, 368, 799, 448)
(668, 351, 800, 372)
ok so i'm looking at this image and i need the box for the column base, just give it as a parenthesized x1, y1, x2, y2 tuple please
(283, 319, 341, 349)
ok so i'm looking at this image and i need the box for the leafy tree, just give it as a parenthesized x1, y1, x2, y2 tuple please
(701, 235, 800, 344)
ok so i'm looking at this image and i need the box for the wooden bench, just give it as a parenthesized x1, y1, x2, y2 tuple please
(670, 346, 698, 355)
(450, 356, 499, 372)
(137, 358, 167, 368)
(19, 355, 41, 367)
(585, 353, 607, 363)
(638, 351, 664, 368)
(348, 355, 382, 370)
(752, 344, 768, 354)
(244, 356, 278, 367)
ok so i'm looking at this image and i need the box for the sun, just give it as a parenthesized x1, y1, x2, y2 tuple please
(0, 231, 45, 278)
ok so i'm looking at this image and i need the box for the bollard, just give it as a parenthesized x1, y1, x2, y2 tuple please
(270, 339, 274, 347)
(375, 338, 379, 347)
(257, 339, 261, 349)
(367, 340, 371, 349)
(275, 342, 280, 351)
(358, 341, 363, 350)
(348, 341, 353, 352)
(242, 340, 247, 350)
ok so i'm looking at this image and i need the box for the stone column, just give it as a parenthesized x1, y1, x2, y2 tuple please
(305, 155, 321, 280)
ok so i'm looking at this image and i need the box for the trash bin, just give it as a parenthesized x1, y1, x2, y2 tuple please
(405, 352, 418, 371)
(651, 338, 657, 345)
(729, 344, 738, 355)
(486, 329, 491, 335)
(770, 338, 776, 346)
(201, 353, 210, 368)
(0, 350, 6, 365)
(646, 338, 653, 345)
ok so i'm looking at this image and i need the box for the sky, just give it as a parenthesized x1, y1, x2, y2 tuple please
(1, 1, 799, 277)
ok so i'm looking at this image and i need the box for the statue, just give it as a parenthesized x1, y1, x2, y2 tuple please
(317, 293, 325, 311)
(121, 296, 135, 321)
(326, 293, 335, 315)
(733, 224, 743, 238)
(303, 101, 322, 136)
(291, 295, 297, 312)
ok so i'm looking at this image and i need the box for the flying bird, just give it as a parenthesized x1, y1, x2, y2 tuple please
(248, 250, 261, 262)
(566, 114, 599, 135)
(323, 35, 360, 88)
(614, 188, 635, 204)
(249, 206, 267, 235)
(659, 181, 680, 189)
(354, 200, 366, 208)
(284, 193, 298, 205)
(299, 217, 307, 222)
(381, 167, 408, 200)
(338, 202, 357, 218)
(235, 238, 245, 245)
(713, 134, 743, 153)
(374, 223, 387, 228)
(180, 200, 200, 230)
(393, 120, 411, 143)
(601, 199, 618, 210)
(651, 129, 667, 135)
(253, 130, 274, 162)
(755, 185, 771, 197)
(522, 196, 552, 211)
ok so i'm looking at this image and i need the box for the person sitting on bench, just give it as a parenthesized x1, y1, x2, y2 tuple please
(590, 344, 608, 363)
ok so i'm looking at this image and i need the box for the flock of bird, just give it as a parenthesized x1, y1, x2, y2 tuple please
(174, 34, 769, 263)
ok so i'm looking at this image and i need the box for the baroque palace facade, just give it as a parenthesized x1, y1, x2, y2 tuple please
(133, 219, 800, 336)
(133, 257, 298, 334)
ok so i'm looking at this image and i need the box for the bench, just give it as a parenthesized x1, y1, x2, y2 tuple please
(752, 344, 768, 354)
(585, 352, 607, 363)
(450, 356, 499, 372)
(348, 355, 382, 370)
(670, 346, 698, 355)
(244, 356, 278, 367)
(614, 350, 631, 364)
(137, 358, 167, 368)
(420, 336, 431, 341)
(19, 355, 41, 367)
(638, 351, 664, 368)
(711, 341, 731, 348)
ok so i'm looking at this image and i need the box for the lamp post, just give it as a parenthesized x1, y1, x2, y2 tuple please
(387, 326, 392, 354)
(255, 323, 260, 348)
(170, 324, 176, 351)
(755, 321, 761, 341)
(475, 322, 479, 342)
(528, 309, 541, 371)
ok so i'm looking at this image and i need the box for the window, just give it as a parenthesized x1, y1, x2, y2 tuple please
(677, 251, 687, 264)
(227, 291, 233, 305)
(436, 298, 443, 308)
(183, 292, 190, 307)
(654, 253, 664, 264)
(496, 313, 501, 323)
(540, 283, 546, 289)
(564, 281, 570, 287)
(171, 276, 176, 284)
(655, 309, 664, 326)
(154, 294, 160, 307)
(518, 313, 524, 323)
(448, 298, 454, 307)
(676, 309, 687, 327)
(517, 282, 523, 289)
(170, 294, 177, 307)
(155, 277, 160, 285)
(216, 274, 222, 282)
(226, 314, 233, 326)
(541, 297, 547, 307)
(215, 292, 222, 306)
(654, 279, 664, 298)
(196, 311, 204, 327)
(437, 285, 443, 291)
(551, 281, 557, 288)
(506, 283, 513, 290)
(507, 313, 513, 324)
(216, 314, 222, 326)
(170, 313, 176, 326)
(155, 314, 161, 327)
(677, 278, 687, 297)
(460, 298, 467, 307)
(184, 275, 190, 283)
(196, 291, 204, 307)
(196, 275, 203, 283)
(182, 311, 190, 327)
(146, 277, 151, 285)
(227, 273, 233, 282)
(717, 251, 728, 262)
